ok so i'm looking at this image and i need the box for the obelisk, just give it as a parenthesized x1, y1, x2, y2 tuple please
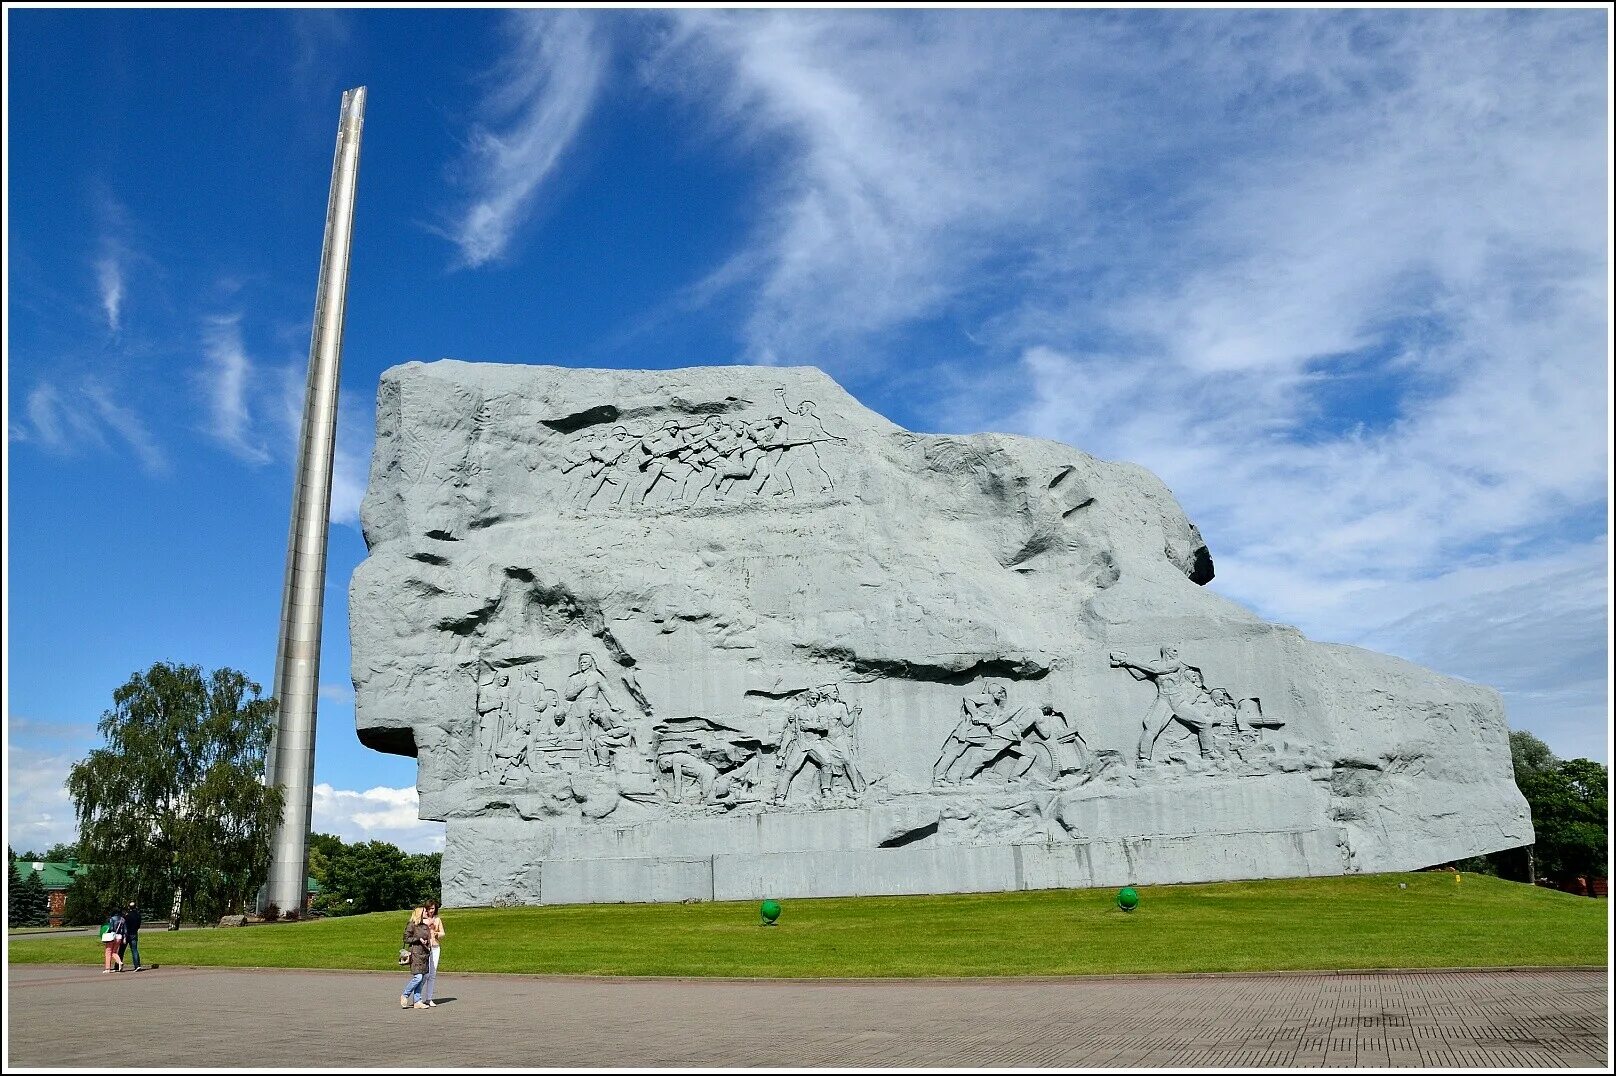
(264, 86, 366, 915)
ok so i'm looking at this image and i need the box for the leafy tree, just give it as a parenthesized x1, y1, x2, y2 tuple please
(1520, 756, 1608, 884)
(9, 868, 51, 927)
(306, 832, 346, 894)
(407, 851, 442, 906)
(316, 840, 440, 914)
(66, 663, 284, 924)
(1510, 730, 1556, 781)
(63, 871, 113, 927)
(43, 842, 81, 863)
(320, 840, 420, 914)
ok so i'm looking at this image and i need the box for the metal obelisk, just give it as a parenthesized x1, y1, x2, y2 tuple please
(264, 86, 366, 915)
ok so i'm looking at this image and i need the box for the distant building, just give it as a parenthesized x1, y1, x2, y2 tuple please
(11, 859, 89, 927)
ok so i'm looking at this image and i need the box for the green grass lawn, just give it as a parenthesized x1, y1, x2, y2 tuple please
(9, 873, 1605, 978)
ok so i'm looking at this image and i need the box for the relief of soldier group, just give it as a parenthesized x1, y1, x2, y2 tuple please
(556, 389, 848, 509)
(463, 642, 1289, 815)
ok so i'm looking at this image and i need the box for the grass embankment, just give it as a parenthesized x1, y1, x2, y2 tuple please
(8, 873, 1605, 978)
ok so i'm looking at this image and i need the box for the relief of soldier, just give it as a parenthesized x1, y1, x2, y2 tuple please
(933, 683, 1093, 786)
(472, 661, 577, 786)
(1109, 647, 1260, 762)
(653, 731, 770, 804)
(770, 685, 867, 805)
(565, 652, 640, 771)
(557, 390, 848, 510)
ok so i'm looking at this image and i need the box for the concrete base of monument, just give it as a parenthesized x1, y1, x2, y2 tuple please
(513, 829, 1351, 905)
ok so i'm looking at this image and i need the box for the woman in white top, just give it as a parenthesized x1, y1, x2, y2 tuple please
(421, 900, 445, 1007)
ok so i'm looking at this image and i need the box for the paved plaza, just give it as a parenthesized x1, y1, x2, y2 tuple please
(5, 964, 1607, 1068)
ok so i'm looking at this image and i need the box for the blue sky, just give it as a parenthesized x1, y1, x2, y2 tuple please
(6, 7, 1609, 854)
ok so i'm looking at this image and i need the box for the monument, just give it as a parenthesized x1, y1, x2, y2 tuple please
(263, 86, 366, 914)
(350, 360, 1533, 906)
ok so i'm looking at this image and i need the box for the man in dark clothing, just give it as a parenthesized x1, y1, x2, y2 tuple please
(118, 901, 144, 970)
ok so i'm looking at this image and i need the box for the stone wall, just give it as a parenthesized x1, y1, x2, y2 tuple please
(351, 360, 1532, 905)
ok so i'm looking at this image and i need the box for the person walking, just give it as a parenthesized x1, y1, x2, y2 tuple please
(100, 907, 125, 973)
(399, 907, 431, 1010)
(117, 901, 144, 971)
(420, 900, 445, 1007)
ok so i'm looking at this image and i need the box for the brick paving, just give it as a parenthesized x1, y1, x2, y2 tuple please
(5, 964, 1607, 1068)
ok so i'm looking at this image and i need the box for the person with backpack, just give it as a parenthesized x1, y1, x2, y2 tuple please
(117, 901, 144, 971)
(399, 907, 431, 1009)
(100, 908, 125, 973)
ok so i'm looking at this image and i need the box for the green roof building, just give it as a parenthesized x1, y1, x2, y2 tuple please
(12, 859, 90, 926)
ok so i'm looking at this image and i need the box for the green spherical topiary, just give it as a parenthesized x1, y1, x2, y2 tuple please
(1117, 887, 1140, 912)
(760, 898, 782, 924)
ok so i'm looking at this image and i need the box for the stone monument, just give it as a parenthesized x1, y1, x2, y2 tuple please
(351, 361, 1532, 906)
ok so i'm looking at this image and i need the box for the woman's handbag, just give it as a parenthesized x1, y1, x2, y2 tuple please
(397, 947, 411, 965)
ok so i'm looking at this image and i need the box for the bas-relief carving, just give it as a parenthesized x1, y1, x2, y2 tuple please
(467, 652, 645, 790)
(933, 683, 1093, 786)
(465, 672, 879, 815)
(357, 361, 1535, 903)
(1109, 647, 1278, 763)
(556, 389, 848, 510)
(566, 653, 640, 771)
(459, 634, 1306, 835)
(773, 686, 867, 804)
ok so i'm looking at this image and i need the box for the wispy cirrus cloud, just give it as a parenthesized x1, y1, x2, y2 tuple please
(194, 309, 372, 525)
(95, 242, 125, 336)
(17, 380, 169, 475)
(82, 383, 169, 475)
(89, 190, 139, 337)
(650, 9, 1075, 366)
(200, 314, 273, 464)
(447, 9, 607, 268)
(287, 9, 352, 98)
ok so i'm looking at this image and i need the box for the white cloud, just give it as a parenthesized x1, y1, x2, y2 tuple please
(95, 247, 124, 336)
(89, 191, 137, 337)
(2, 758, 446, 859)
(200, 314, 273, 464)
(22, 384, 75, 449)
(330, 390, 373, 527)
(311, 783, 445, 852)
(82, 384, 169, 476)
(650, 9, 1078, 365)
(193, 311, 371, 527)
(1347, 540, 1609, 763)
(18, 380, 168, 475)
(288, 9, 352, 97)
(318, 682, 356, 705)
(449, 10, 606, 268)
(4, 747, 81, 851)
